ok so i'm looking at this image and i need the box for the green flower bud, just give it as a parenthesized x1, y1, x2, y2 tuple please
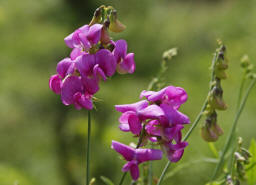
(89, 6, 104, 26)
(201, 124, 218, 142)
(240, 55, 250, 68)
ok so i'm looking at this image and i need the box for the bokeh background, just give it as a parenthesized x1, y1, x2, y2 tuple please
(0, 0, 256, 184)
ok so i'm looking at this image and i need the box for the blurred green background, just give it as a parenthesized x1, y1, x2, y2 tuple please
(0, 0, 256, 184)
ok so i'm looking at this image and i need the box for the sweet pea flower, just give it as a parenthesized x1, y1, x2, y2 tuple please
(49, 57, 75, 94)
(160, 103, 190, 126)
(111, 141, 162, 180)
(49, 74, 62, 94)
(50, 9, 136, 111)
(115, 101, 165, 135)
(145, 120, 184, 142)
(113, 40, 135, 74)
(162, 141, 188, 162)
(61, 76, 93, 110)
(64, 24, 103, 50)
(140, 86, 187, 109)
(75, 49, 116, 94)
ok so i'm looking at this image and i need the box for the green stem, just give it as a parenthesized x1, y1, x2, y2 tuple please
(211, 78, 256, 180)
(86, 111, 91, 185)
(118, 172, 127, 185)
(236, 74, 246, 111)
(157, 52, 219, 185)
(208, 142, 219, 158)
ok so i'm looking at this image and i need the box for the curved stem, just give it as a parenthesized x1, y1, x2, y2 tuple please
(211, 78, 256, 180)
(86, 111, 91, 185)
(156, 52, 219, 185)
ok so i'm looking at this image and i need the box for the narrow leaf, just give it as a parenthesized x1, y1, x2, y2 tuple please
(246, 139, 256, 185)
(100, 176, 114, 185)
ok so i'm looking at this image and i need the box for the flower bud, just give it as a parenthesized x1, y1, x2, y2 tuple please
(100, 20, 111, 45)
(240, 55, 250, 68)
(208, 86, 227, 110)
(235, 152, 245, 162)
(109, 10, 126, 33)
(89, 6, 104, 26)
(201, 125, 218, 142)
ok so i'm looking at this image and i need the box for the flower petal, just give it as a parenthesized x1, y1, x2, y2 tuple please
(145, 120, 161, 136)
(93, 64, 107, 81)
(73, 92, 93, 110)
(56, 58, 73, 78)
(95, 49, 117, 77)
(136, 149, 163, 163)
(114, 40, 127, 62)
(61, 76, 83, 105)
(70, 48, 83, 60)
(161, 104, 190, 125)
(163, 124, 184, 142)
(130, 164, 140, 181)
(81, 77, 99, 95)
(87, 24, 103, 44)
(128, 113, 142, 135)
(138, 105, 165, 121)
(111, 140, 135, 161)
(117, 53, 135, 74)
(49, 74, 62, 94)
(75, 54, 96, 78)
(64, 32, 75, 48)
(167, 142, 188, 162)
(115, 100, 148, 113)
(119, 122, 130, 132)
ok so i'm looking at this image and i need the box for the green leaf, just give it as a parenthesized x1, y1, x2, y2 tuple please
(100, 176, 114, 185)
(246, 139, 256, 185)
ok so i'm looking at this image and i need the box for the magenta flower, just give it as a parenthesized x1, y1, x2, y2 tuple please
(64, 24, 103, 50)
(140, 86, 187, 109)
(111, 141, 162, 180)
(145, 120, 184, 142)
(160, 103, 190, 126)
(114, 40, 135, 74)
(61, 76, 93, 110)
(114, 86, 190, 166)
(115, 101, 165, 135)
(162, 141, 188, 162)
(49, 21, 136, 110)
(49, 74, 62, 94)
(75, 49, 116, 94)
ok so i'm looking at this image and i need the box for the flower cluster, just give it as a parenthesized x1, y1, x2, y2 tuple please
(49, 6, 135, 110)
(112, 86, 190, 180)
(201, 43, 228, 142)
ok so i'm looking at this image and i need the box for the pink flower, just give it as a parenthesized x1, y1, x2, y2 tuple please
(140, 86, 187, 109)
(162, 141, 188, 162)
(114, 40, 135, 74)
(115, 101, 165, 135)
(64, 24, 103, 50)
(111, 141, 162, 180)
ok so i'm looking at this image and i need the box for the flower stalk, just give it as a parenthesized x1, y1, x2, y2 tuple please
(86, 110, 91, 185)
(210, 75, 256, 181)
